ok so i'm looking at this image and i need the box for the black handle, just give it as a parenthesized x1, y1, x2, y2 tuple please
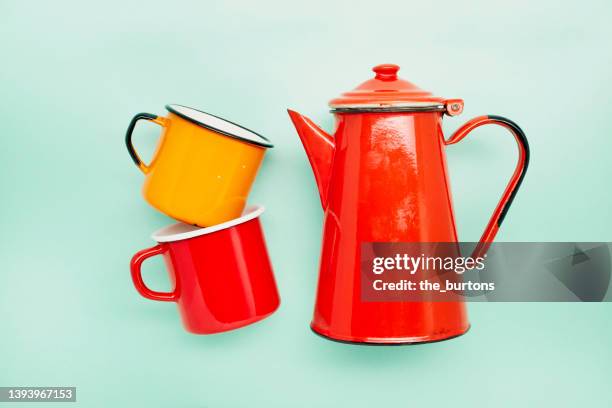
(125, 112, 159, 170)
(445, 114, 530, 259)
(487, 115, 530, 226)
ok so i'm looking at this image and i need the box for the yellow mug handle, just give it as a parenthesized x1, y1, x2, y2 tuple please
(125, 112, 167, 174)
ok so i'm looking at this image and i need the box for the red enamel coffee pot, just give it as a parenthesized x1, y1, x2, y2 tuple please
(288, 64, 529, 344)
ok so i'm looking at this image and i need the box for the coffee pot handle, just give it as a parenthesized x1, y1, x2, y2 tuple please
(445, 115, 530, 259)
(130, 244, 179, 302)
(125, 112, 168, 174)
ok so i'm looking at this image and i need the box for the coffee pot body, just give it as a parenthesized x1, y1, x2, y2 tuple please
(288, 64, 529, 344)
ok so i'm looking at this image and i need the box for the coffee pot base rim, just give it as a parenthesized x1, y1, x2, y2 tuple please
(310, 323, 471, 345)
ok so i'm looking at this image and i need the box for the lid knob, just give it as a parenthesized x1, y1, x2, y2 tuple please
(373, 64, 400, 81)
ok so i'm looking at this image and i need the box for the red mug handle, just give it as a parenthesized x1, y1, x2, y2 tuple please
(130, 244, 179, 302)
(445, 115, 530, 259)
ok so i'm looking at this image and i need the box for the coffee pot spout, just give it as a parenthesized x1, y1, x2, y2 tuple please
(287, 109, 335, 208)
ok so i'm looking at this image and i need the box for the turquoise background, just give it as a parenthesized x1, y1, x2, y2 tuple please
(1, 0, 611, 406)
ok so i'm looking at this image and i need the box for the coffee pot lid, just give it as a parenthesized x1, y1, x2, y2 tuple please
(329, 64, 463, 115)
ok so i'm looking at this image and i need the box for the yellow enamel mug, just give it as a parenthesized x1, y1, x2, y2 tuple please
(125, 104, 273, 226)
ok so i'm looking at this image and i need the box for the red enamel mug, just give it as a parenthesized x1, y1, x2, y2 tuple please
(130, 205, 280, 334)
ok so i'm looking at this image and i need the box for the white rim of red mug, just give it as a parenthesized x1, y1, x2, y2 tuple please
(152, 205, 265, 243)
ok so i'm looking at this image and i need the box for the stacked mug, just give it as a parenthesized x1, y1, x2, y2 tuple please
(126, 105, 280, 334)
